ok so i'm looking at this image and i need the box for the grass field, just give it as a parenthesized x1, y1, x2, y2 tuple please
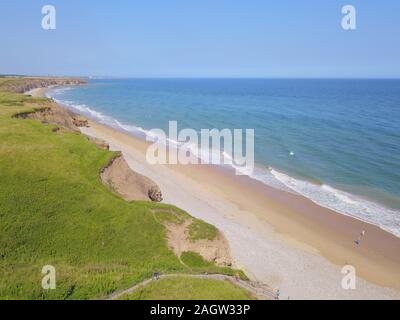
(0, 78, 251, 300)
(119, 276, 254, 300)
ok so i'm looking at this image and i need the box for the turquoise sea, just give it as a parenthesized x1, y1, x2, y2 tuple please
(47, 79, 400, 237)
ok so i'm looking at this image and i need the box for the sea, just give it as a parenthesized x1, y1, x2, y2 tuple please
(47, 78, 400, 237)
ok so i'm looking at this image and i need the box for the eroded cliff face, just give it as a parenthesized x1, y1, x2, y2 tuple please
(2, 77, 86, 93)
(100, 155, 163, 202)
(13, 100, 81, 132)
(151, 207, 232, 266)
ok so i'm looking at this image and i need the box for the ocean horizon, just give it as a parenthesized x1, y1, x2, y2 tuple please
(47, 78, 400, 237)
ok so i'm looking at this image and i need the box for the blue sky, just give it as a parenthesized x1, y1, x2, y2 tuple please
(0, 0, 399, 78)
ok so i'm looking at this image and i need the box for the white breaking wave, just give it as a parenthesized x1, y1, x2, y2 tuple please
(270, 169, 400, 237)
(50, 97, 148, 138)
(47, 87, 72, 96)
(49, 93, 400, 238)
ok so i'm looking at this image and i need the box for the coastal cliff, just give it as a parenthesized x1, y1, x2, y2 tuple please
(0, 76, 247, 300)
(1, 77, 86, 93)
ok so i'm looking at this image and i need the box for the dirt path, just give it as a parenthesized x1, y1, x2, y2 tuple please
(107, 273, 277, 300)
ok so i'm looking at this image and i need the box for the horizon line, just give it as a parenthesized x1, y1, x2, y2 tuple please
(2, 74, 400, 80)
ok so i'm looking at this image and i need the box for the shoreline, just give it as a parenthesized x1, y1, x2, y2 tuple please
(38, 86, 400, 299)
(43, 85, 400, 238)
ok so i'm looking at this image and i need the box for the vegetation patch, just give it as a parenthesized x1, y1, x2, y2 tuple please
(152, 208, 187, 225)
(188, 219, 218, 241)
(119, 276, 254, 300)
(180, 251, 247, 280)
(180, 251, 214, 268)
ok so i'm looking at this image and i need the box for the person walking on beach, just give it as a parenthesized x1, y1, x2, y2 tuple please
(355, 229, 366, 246)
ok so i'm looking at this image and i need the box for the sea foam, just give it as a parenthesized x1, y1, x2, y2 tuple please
(269, 169, 400, 237)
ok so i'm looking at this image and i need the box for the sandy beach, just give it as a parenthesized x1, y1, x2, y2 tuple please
(32, 87, 400, 299)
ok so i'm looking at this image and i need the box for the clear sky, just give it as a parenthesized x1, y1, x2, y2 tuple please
(0, 0, 399, 78)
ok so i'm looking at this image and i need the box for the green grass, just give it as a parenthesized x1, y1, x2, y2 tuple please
(152, 208, 187, 225)
(119, 276, 254, 300)
(181, 251, 214, 268)
(0, 80, 250, 299)
(188, 219, 218, 241)
(180, 252, 248, 280)
(151, 206, 218, 242)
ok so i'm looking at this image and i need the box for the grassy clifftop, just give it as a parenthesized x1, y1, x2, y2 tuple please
(120, 276, 254, 300)
(0, 78, 249, 300)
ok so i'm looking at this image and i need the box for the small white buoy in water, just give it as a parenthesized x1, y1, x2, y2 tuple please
(289, 151, 295, 156)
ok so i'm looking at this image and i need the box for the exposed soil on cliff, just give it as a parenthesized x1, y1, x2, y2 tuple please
(152, 208, 232, 266)
(101, 155, 162, 202)
(13, 101, 79, 132)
